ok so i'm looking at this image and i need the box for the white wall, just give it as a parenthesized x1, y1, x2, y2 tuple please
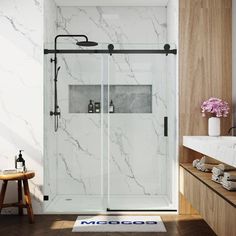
(0, 0, 44, 213)
(0, 0, 58, 215)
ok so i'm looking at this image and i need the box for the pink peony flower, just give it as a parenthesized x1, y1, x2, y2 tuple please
(201, 97, 230, 118)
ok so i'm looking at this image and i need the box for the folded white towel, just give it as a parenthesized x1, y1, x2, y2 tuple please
(212, 166, 224, 176)
(193, 159, 200, 168)
(211, 174, 223, 184)
(222, 180, 236, 191)
(224, 172, 236, 181)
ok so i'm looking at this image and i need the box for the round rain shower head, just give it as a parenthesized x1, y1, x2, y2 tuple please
(76, 40, 98, 47)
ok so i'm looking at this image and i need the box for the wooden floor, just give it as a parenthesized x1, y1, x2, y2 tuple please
(0, 214, 216, 236)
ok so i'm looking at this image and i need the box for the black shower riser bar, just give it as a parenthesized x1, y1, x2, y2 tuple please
(44, 49, 177, 55)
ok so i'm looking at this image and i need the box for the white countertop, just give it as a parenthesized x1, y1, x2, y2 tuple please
(183, 136, 236, 167)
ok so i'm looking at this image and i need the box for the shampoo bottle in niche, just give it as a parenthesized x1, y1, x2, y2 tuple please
(95, 102, 101, 113)
(88, 100, 94, 113)
(109, 100, 115, 113)
(16, 150, 25, 172)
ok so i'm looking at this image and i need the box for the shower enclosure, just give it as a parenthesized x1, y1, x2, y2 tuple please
(44, 41, 177, 212)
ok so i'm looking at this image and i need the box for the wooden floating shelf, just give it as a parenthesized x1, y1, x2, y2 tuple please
(180, 163, 236, 207)
(180, 163, 236, 236)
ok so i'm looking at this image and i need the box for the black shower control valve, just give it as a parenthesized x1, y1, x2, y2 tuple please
(50, 57, 57, 63)
(50, 111, 61, 116)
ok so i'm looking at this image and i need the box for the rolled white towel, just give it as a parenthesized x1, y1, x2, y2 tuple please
(192, 156, 223, 168)
(222, 177, 236, 184)
(200, 156, 220, 164)
(222, 180, 236, 191)
(221, 177, 228, 184)
(196, 162, 202, 170)
(212, 166, 224, 176)
(193, 159, 200, 168)
(218, 163, 236, 171)
(197, 163, 216, 172)
(224, 172, 236, 181)
(211, 174, 223, 184)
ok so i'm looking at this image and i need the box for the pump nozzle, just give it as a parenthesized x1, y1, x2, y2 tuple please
(19, 150, 24, 158)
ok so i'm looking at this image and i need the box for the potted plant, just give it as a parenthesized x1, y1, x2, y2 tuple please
(201, 97, 230, 137)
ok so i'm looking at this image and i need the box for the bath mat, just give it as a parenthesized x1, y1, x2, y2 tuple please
(72, 215, 166, 232)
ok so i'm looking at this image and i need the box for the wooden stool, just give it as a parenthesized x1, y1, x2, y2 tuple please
(0, 171, 35, 223)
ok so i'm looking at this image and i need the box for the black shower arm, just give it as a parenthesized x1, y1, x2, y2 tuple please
(53, 34, 89, 72)
(54, 34, 88, 52)
(53, 35, 88, 99)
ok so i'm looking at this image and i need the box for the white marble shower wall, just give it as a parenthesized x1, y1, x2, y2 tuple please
(57, 7, 167, 44)
(44, 6, 176, 209)
(43, 0, 58, 209)
(0, 0, 44, 214)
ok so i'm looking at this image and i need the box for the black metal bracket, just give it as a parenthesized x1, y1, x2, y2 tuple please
(43, 195, 49, 201)
(164, 116, 168, 137)
(164, 44, 170, 56)
(44, 49, 49, 54)
(108, 44, 114, 56)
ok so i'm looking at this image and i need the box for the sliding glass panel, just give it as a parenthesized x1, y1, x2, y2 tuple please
(44, 43, 105, 212)
(44, 42, 177, 212)
(107, 43, 176, 210)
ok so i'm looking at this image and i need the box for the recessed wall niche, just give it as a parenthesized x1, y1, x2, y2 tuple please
(69, 85, 152, 113)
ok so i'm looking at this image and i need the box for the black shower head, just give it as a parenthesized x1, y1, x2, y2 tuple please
(76, 40, 98, 47)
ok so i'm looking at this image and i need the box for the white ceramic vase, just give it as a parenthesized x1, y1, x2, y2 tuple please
(208, 117, 220, 137)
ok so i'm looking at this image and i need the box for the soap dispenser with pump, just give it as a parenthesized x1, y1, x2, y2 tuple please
(15, 150, 25, 172)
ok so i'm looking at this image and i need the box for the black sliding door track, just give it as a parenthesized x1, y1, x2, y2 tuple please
(106, 208, 177, 212)
(44, 49, 177, 55)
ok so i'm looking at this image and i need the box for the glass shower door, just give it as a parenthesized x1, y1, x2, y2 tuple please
(44, 42, 106, 212)
(44, 42, 177, 212)
(106, 45, 173, 210)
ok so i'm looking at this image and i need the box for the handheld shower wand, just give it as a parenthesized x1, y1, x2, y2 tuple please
(50, 66, 61, 132)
